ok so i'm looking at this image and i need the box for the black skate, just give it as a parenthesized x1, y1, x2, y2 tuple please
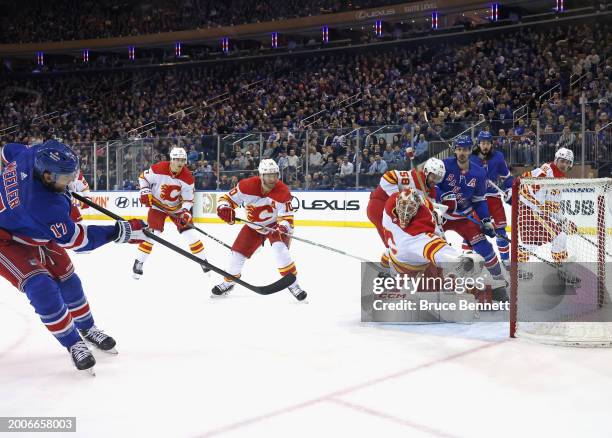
(132, 260, 144, 279)
(80, 326, 117, 354)
(288, 283, 307, 302)
(69, 341, 96, 375)
(211, 282, 234, 297)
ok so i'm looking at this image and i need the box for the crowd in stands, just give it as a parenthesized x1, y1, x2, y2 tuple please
(1, 21, 610, 190)
(0, 0, 415, 44)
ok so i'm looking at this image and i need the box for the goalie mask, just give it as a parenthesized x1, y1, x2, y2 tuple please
(396, 188, 421, 228)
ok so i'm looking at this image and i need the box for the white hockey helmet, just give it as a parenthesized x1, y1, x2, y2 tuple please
(396, 188, 421, 228)
(170, 147, 187, 160)
(258, 158, 280, 175)
(423, 157, 445, 184)
(554, 147, 574, 167)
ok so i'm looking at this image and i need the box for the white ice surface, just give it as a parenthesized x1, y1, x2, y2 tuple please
(1, 223, 611, 438)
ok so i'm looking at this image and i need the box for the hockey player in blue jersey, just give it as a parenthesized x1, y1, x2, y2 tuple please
(468, 130, 515, 271)
(0, 140, 146, 374)
(437, 135, 508, 301)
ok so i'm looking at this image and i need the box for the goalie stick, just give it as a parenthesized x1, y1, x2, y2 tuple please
(72, 193, 295, 295)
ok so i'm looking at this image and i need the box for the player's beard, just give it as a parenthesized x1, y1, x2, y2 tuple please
(479, 143, 492, 157)
(261, 175, 278, 192)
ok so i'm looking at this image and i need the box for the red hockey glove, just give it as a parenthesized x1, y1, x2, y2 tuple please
(176, 208, 192, 227)
(272, 220, 292, 240)
(140, 189, 152, 207)
(217, 203, 235, 225)
(80, 199, 90, 209)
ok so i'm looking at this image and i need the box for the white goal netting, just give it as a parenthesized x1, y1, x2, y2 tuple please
(510, 177, 612, 347)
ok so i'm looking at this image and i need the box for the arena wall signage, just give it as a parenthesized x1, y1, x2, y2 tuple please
(80, 190, 594, 231)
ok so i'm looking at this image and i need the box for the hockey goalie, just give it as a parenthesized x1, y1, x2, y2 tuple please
(381, 187, 485, 290)
(367, 158, 446, 274)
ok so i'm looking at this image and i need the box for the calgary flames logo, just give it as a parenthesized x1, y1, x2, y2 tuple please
(247, 204, 274, 223)
(159, 184, 181, 202)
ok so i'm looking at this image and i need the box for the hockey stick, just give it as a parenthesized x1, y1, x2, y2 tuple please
(166, 212, 233, 251)
(235, 217, 374, 264)
(72, 193, 294, 295)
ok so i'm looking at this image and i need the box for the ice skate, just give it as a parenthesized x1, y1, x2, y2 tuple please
(211, 281, 234, 297)
(69, 341, 96, 375)
(132, 259, 144, 279)
(288, 283, 307, 302)
(80, 326, 117, 354)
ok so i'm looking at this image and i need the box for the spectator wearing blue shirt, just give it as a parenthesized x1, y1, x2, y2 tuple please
(415, 134, 428, 158)
(382, 144, 395, 164)
(368, 154, 388, 175)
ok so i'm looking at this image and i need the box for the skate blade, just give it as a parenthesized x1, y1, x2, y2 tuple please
(132, 274, 142, 280)
(78, 367, 95, 377)
(83, 340, 119, 355)
(210, 293, 230, 299)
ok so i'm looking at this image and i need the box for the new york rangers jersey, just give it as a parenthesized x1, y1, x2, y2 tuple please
(139, 161, 195, 212)
(469, 150, 512, 197)
(0, 143, 117, 251)
(219, 176, 293, 233)
(437, 157, 490, 221)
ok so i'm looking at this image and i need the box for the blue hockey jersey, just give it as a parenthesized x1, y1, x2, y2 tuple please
(436, 157, 491, 221)
(0, 143, 116, 251)
(469, 150, 513, 197)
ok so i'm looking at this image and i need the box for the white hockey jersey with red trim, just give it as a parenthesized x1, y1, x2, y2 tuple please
(381, 193, 448, 270)
(370, 169, 436, 202)
(138, 161, 194, 212)
(520, 162, 566, 214)
(68, 171, 91, 197)
(219, 176, 293, 233)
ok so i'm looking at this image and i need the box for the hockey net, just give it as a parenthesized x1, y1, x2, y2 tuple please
(510, 177, 612, 347)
